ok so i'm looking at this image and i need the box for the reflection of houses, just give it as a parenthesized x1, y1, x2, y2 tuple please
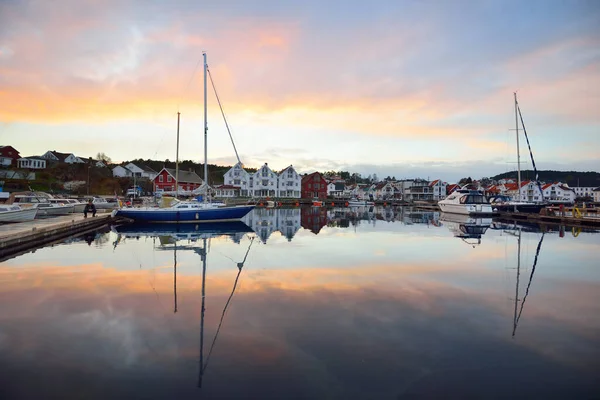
(301, 172, 327, 200)
(242, 208, 301, 242)
(301, 207, 328, 234)
(153, 168, 203, 192)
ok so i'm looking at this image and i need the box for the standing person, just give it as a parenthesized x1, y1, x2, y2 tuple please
(84, 199, 97, 218)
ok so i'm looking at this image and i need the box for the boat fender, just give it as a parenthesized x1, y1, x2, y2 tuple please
(295, 202, 299, 207)
(345, 202, 349, 207)
(331, 202, 334, 206)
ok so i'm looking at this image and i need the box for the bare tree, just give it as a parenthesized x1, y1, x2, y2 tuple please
(96, 152, 112, 164)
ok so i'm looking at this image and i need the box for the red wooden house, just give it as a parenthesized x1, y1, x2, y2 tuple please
(153, 168, 203, 192)
(301, 172, 327, 199)
(0, 145, 20, 166)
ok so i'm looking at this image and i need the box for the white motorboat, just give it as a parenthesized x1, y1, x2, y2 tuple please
(92, 197, 116, 210)
(0, 204, 38, 223)
(348, 197, 374, 206)
(48, 198, 82, 213)
(33, 202, 74, 216)
(438, 189, 493, 215)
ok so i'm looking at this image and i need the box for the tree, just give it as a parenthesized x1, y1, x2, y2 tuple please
(372, 174, 378, 183)
(96, 152, 112, 164)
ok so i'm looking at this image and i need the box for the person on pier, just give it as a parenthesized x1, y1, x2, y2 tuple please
(84, 199, 97, 218)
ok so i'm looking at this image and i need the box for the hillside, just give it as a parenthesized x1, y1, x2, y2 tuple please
(491, 170, 600, 187)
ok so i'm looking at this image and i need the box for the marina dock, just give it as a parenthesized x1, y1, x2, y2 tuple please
(0, 212, 116, 261)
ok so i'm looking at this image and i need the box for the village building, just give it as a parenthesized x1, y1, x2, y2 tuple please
(41, 150, 85, 164)
(429, 179, 447, 201)
(593, 187, 600, 203)
(277, 165, 301, 198)
(301, 172, 327, 200)
(223, 162, 252, 196)
(251, 163, 278, 198)
(0, 146, 20, 166)
(214, 184, 240, 198)
(541, 183, 576, 203)
(17, 156, 47, 169)
(153, 168, 203, 192)
(327, 181, 345, 198)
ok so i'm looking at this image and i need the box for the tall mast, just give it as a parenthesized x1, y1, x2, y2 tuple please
(203, 52, 208, 204)
(175, 112, 180, 198)
(514, 92, 522, 202)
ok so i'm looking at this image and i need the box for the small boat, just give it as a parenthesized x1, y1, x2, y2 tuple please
(488, 195, 546, 214)
(33, 202, 74, 216)
(348, 197, 374, 206)
(92, 197, 116, 210)
(64, 199, 87, 213)
(438, 189, 494, 215)
(0, 204, 38, 223)
(48, 198, 80, 213)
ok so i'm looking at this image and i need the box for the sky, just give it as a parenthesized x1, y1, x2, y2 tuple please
(0, 0, 599, 182)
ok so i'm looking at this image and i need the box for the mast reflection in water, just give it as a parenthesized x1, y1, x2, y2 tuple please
(0, 207, 598, 399)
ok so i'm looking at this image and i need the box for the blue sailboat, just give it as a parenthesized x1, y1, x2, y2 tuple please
(113, 52, 254, 223)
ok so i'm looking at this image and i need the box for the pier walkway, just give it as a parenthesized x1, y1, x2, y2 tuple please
(0, 211, 115, 261)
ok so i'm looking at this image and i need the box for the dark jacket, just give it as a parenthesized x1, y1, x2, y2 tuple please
(84, 203, 96, 213)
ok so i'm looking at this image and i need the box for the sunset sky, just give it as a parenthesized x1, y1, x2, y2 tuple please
(1, 0, 598, 181)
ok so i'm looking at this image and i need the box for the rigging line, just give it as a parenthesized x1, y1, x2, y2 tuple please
(206, 65, 242, 165)
(513, 232, 545, 337)
(517, 104, 544, 200)
(202, 236, 255, 372)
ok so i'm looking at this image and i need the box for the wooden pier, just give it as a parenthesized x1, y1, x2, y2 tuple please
(0, 212, 117, 261)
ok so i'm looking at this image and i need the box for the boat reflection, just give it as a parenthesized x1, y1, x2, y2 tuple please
(440, 212, 492, 246)
(111, 221, 256, 389)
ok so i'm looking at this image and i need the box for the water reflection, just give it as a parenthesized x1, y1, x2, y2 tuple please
(440, 213, 492, 247)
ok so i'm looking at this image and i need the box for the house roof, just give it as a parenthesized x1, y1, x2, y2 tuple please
(161, 168, 203, 183)
(429, 179, 440, 187)
(374, 182, 387, 190)
(447, 184, 459, 192)
(334, 182, 345, 190)
(301, 172, 324, 183)
(48, 150, 72, 162)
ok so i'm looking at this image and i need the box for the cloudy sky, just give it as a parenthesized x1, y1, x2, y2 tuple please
(0, 0, 598, 181)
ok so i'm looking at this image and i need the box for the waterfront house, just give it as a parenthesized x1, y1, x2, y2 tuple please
(373, 182, 396, 200)
(112, 165, 133, 177)
(429, 180, 447, 201)
(446, 184, 459, 195)
(125, 163, 157, 180)
(223, 162, 251, 196)
(327, 181, 345, 198)
(277, 165, 301, 198)
(593, 187, 600, 203)
(251, 163, 278, 197)
(301, 172, 327, 200)
(0, 146, 20, 166)
(403, 179, 432, 201)
(572, 186, 596, 199)
(153, 168, 203, 192)
(17, 156, 47, 170)
(41, 150, 85, 164)
(214, 184, 240, 198)
(541, 183, 576, 203)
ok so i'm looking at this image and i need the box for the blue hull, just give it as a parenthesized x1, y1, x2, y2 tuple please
(113, 205, 255, 223)
(113, 221, 254, 236)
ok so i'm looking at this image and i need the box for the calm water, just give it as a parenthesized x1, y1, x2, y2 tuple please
(1, 207, 599, 399)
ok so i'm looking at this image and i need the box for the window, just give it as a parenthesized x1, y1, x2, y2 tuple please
(159, 175, 164, 182)
(167, 175, 172, 182)
(262, 169, 268, 177)
(234, 179, 240, 185)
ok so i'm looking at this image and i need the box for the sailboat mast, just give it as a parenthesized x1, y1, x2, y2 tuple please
(203, 52, 208, 204)
(514, 92, 522, 202)
(198, 238, 207, 388)
(175, 112, 180, 198)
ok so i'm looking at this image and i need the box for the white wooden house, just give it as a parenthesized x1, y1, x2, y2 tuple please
(112, 165, 132, 177)
(223, 162, 252, 196)
(251, 163, 278, 197)
(125, 163, 157, 180)
(429, 179, 447, 201)
(327, 181, 345, 198)
(41, 150, 84, 164)
(17, 157, 47, 169)
(593, 187, 600, 203)
(541, 183, 576, 203)
(278, 165, 301, 198)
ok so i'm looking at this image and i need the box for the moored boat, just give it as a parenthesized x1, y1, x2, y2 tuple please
(438, 189, 494, 215)
(0, 204, 38, 223)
